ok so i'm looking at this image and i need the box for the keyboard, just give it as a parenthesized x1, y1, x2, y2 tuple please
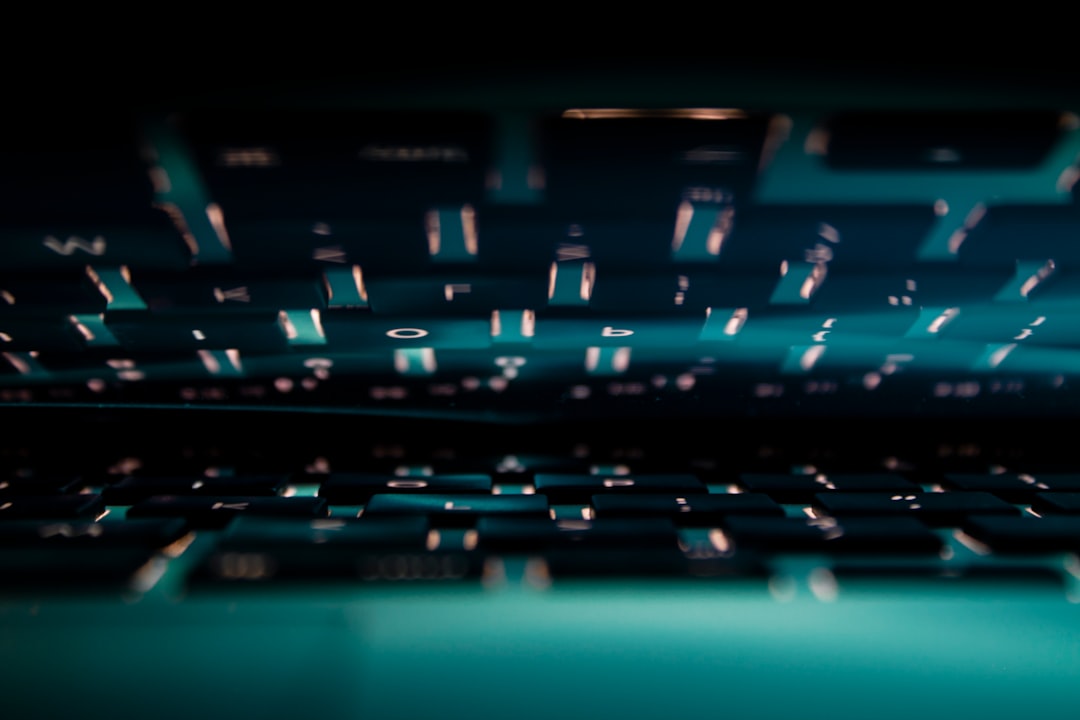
(2, 410, 1080, 597)
(4, 60, 1080, 720)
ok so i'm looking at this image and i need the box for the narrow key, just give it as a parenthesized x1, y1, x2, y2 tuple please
(1031, 493, 1080, 515)
(319, 474, 491, 504)
(534, 474, 706, 504)
(476, 517, 679, 553)
(0, 495, 105, 520)
(814, 491, 1017, 526)
(942, 473, 1054, 503)
(738, 473, 920, 503)
(126, 496, 328, 528)
(103, 475, 288, 504)
(0, 518, 188, 549)
(590, 493, 783, 525)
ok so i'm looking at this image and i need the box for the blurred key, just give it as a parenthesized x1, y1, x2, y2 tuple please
(126, 496, 328, 528)
(0, 494, 105, 520)
(103, 475, 288, 504)
(319, 474, 491, 504)
(738, 473, 920, 504)
(363, 494, 548, 526)
(534, 473, 706, 503)
(590, 493, 783, 525)
(814, 491, 1017, 526)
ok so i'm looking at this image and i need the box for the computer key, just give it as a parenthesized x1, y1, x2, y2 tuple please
(814, 491, 1018, 526)
(738, 473, 920, 503)
(963, 515, 1080, 553)
(219, 516, 430, 551)
(102, 474, 288, 504)
(1031, 493, 1080, 515)
(719, 516, 831, 553)
(534, 473, 706, 503)
(942, 473, 1054, 503)
(476, 517, 679, 553)
(319, 473, 492, 504)
(0, 474, 86, 496)
(126, 496, 329, 528)
(826, 517, 943, 555)
(363, 494, 548, 527)
(0, 518, 188, 549)
(0, 494, 105, 520)
(0, 547, 162, 592)
(590, 493, 783, 525)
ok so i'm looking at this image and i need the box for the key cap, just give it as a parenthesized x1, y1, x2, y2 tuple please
(126, 496, 329, 528)
(318, 474, 491, 504)
(942, 473, 1055, 503)
(590, 493, 783, 525)
(716, 516, 830, 553)
(0, 518, 188, 549)
(362, 494, 548, 527)
(218, 516, 430, 551)
(102, 474, 288, 504)
(963, 515, 1080, 553)
(476, 517, 679, 553)
(1031, 493, 1080, 515)
(738, 473, 920, 503)
(0, 494, 105, 520)
(814, 491, 1018, 526)
(720, 516, 942, 555)
(534, 473, 706, 503)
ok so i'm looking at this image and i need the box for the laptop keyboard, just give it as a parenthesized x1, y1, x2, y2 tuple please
(2, 94, 1080, 598)
(1, 417, 1079, 597)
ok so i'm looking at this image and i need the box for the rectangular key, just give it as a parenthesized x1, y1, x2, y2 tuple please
(362, 494, 548, 527)
(476, 517, 679, 553)
(103, 475, 288, 504)
(721, 516, 942, 555)
(590, 493, 783, 525)
(0, 494, 105, 520)
(0, 518, 188, 549)
(534, 474, 705, 503)
(1031, 493, 1080, 515)
(963, 515, 1080, 553)
(738, 473, 920, 503)
(0, 548, 163, 593)
(219, 516, 430, 551)
(814, 491, 1017, 526)
(318, 474, 491, 504)
(126, 496, 329, 528)
(942, 473, 1056, 503)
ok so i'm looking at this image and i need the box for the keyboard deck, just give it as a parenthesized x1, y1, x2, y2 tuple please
(2, 411, 1079, 599)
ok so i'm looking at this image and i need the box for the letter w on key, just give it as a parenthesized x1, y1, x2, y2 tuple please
(43, 235, 107, 256)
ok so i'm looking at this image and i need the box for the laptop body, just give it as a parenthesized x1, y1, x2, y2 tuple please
(1, 58, 1080, 719)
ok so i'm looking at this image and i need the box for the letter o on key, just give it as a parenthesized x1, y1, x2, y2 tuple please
(386, 328, 429, 339)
